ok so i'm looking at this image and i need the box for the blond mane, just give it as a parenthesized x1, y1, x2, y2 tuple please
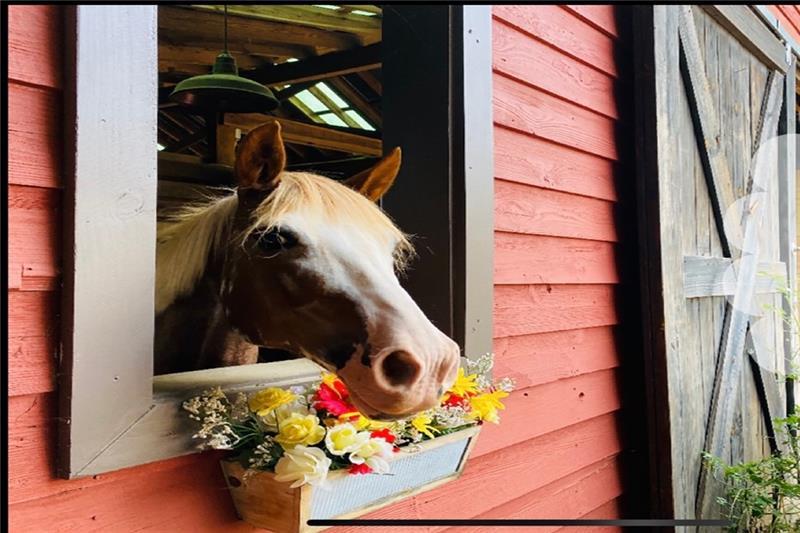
(155, 172, 413, 314)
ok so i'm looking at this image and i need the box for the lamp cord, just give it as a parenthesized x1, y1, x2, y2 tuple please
(223, 5, 228, 54)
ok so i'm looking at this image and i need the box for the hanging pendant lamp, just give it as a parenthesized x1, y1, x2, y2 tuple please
(169, 5, 279, 113)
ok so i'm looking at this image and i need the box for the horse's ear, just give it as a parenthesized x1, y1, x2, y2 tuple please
(343, 147, 401, 201)
(234, 121, 286, 191)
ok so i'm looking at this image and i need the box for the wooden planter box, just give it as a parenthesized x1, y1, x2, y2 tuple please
(221, 426, 481, 533)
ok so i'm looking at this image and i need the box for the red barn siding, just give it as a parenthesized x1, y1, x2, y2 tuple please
(9, 5, 632, 531)
(768, 5, 800, 44)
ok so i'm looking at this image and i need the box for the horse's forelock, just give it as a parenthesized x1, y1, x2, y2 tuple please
(242, 172, 414, 268)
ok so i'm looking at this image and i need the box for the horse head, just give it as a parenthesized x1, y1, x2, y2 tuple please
(221, 121, 460, 419)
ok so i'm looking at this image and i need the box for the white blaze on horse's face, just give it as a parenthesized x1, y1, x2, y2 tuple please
(281, 211, 460, 417)
(223, 122, 460, 419)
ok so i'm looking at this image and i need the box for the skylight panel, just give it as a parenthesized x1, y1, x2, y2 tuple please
(295, 90, 328, 113)
(316, 82, 349, 108)
(318, 112, 348, 127)
(345, 110, 375, 131)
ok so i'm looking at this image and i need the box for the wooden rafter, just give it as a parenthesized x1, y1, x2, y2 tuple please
(159, 6, 360, 52)
(225, 114, 382, 156)
(158, 42, 304, 71)
(242, 43, 381, 86)
(190, 5, 381, 45)
(357, 69, 382, 94)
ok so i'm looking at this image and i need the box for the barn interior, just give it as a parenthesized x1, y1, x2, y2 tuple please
(156, 5, 384, 369)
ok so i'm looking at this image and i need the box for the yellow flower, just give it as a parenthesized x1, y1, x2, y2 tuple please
(325, 423, 370, 456)
(468, 390, 509, 424)
(275, 413, 326, 449)
(338, 412, 394, 431)
(349, 437, 394, 474)
(410, 412, 438, 439)
(321, 372, 341, 389)
(248, 387, 296, 417)
(447, 367, 479, 398)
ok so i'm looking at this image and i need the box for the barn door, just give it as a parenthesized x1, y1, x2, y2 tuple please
(634, 5, 796, 524)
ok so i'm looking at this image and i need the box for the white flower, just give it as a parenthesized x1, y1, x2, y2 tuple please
(349, 437, 394, 474)
(433, 405, 471, 428)
(249, 436, 280, 469)
(325, 423, 370, 456)
(274, 445, 332, 488)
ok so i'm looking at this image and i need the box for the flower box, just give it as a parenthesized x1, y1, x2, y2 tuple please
(221, 425, 481, 533)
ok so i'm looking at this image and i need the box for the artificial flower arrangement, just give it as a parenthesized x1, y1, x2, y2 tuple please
(182, 353, 514, 489)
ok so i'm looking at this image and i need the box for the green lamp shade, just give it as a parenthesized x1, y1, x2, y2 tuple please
(170, 52, 279, 113)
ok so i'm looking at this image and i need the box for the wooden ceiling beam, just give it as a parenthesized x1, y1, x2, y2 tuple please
(159, 6, 359, 51)
(159, 43, 282, 71)
(342, 5, 383, 15)
(190, 5, 381, 45)
(225, 115, 382, 156)
(357, 69, 382, 94)
(160, 38, 313, 62)
(163, 131, 207, 154)
(242, 43, 381, 87)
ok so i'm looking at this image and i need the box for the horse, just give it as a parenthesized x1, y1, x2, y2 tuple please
(154, 121, 460, 419)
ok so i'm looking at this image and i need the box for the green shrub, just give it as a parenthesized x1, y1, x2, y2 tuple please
(703, 412, 800, 532)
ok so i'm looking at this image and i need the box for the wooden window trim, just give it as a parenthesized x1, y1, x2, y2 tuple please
(58, 5, 493, 479)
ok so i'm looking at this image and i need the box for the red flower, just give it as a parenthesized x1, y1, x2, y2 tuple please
(370, 428, 396, 443)
(313, 382, 356, 416)
(332, 379, 350, 399)
(443, 393, 467, 408)
(348, 463, 373, 475)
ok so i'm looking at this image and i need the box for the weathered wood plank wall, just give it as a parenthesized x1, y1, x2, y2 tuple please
(9, 5, 633, 531)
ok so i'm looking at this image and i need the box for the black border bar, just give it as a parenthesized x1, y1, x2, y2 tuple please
(307, 519, 731, 527)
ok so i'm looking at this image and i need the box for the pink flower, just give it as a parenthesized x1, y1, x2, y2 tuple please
(313, 382, 356, 417)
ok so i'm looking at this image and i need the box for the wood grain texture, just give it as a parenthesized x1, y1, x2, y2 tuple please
(493, 73, 618, 161)
(8, 5, 63, 88)
(7, 3, 634, 527)
(494, 283, 618, 340)
(474, 369, 623, 458)
(8, 185, 61, 292)
(562, 5, 619, 37)
(9, 291, 58, 398)
(494, 125, 618, 202)
(493, 5, 617, 77)
(493, 326, 621, 389)
(495, 232, 619, 285)
(440, 456, 623, 533)
(8, 82, 62, 188)
(495, 180, 617, 242)
(10, 443, 249, 532)
(770, 6, 800, 43)
(493, 18, 618, 119)
(349, 413, 623, 530)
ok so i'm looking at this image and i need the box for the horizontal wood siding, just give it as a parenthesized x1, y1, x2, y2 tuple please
(346, 6, 631, 529)
(9, 5, 631, 530)
(768, 5, 800, 44)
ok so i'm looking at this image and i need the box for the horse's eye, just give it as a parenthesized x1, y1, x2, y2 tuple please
(256, 228, 298, 255)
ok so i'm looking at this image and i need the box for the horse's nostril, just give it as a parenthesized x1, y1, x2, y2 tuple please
(380, 350, 421, 387)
